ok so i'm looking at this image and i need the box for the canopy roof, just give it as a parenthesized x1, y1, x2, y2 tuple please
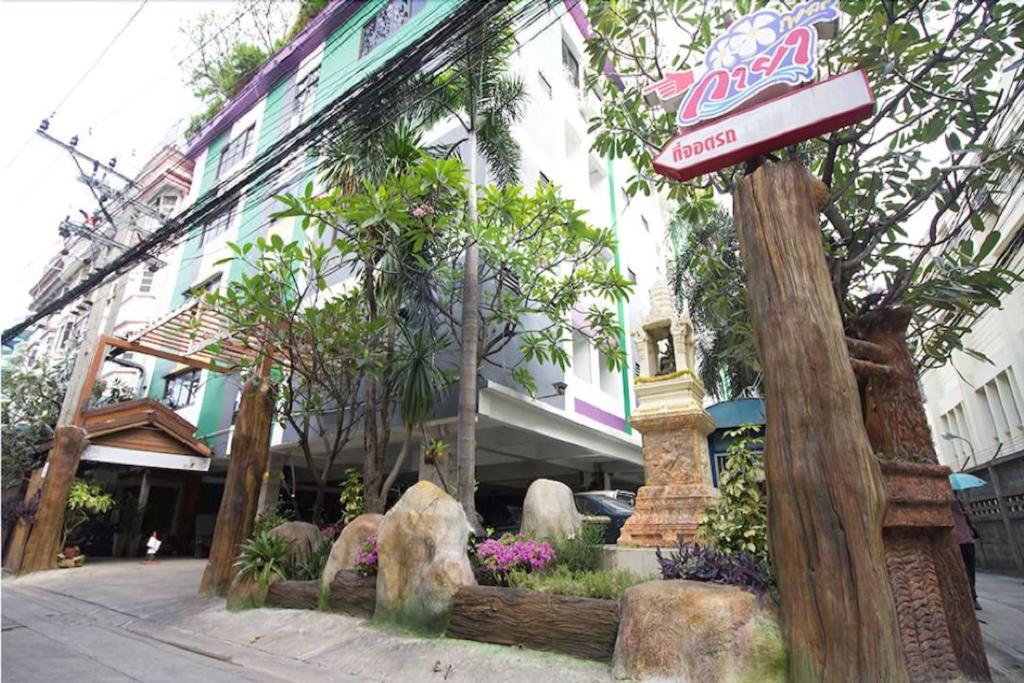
(80, 398, 212, 458)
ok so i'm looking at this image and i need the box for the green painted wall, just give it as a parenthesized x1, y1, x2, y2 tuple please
(607, 158, 632, 434)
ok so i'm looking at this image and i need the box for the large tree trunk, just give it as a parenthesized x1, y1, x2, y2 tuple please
(19, 426, 88, 574)
(311, 480, 326, 526)
(199, 379, 273, 596)
(455, 129, 480, 528)
(849, 307, 990, 681)
(733, 161, 907, 682)
(5, 469, 45, 573)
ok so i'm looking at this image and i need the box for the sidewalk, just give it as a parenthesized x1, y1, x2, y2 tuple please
(2, 559, 610, 682)
(977, 571, 1024, 682)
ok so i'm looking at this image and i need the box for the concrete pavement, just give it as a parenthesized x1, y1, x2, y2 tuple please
(2, 559, 611, 682)
(977, 571, 1024, 683)
(3, 560, 1022, 682)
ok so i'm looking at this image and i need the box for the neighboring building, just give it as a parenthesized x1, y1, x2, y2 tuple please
(144, 0, 676, 523)
(706, 398, 764, 487)
(23, 145, 194, 395)
(919, 74, 1024, 575)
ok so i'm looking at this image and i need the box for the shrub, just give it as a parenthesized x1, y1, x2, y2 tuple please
(354, 536, 378, 577)
(508, 566, 650, 600)
(289, 537, 333, 581)
(475, 534, 555, 585)
(63, 479, 115, 548)
(698, 425, 768, 563)
(656, 538, 774, 598)
(552, 521, 605, 572)
(234, 531, 293, 589)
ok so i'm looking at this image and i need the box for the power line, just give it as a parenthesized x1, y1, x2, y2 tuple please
(3, 0, 569, 345)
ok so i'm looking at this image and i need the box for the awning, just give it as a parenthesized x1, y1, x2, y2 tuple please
(125, 299, 254, 369)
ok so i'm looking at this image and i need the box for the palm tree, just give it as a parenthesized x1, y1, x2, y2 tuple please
(424, 19, 527, 527)
(378, 323, 453, 500)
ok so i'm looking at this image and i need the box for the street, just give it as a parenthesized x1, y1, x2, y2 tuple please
(1, 559, 611, 682)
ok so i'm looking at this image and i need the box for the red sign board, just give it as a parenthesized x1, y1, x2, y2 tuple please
(653, 70, 874, 182)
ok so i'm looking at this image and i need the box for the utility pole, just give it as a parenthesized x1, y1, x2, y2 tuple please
(16, 124, 162, 573)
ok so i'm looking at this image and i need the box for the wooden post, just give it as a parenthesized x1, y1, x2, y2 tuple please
(732, 161, 907, 682)
(127, 470, 151, 557)
(3, 469, 45, 573)
(170, 472, 203, 556)
(19, 426, 88, 573)
(199, 378, 273, 596)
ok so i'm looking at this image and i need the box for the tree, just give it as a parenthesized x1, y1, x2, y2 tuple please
(669, 207, 760, 399)
(431, 180, 634, 402)
(586, 2, 1019, 679)
(206, 229, 382, 524)
(179, 1, 296, 137)
(423, 19, 529, 525)
(270, 153, 467, 513)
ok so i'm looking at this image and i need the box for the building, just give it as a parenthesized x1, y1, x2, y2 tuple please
(136, 0, 677, 527)
(919, 75, 1024, 575)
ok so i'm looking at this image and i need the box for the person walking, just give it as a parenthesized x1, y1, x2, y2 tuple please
(145, 531, 162, 563)
(951, 496, 981, 610)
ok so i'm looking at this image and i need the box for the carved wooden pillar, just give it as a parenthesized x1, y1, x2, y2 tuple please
(19, 426, 88, 573)
(850, 307, 990, 681)
(199, 379, 273, 596)
(733, 161, 907, 683)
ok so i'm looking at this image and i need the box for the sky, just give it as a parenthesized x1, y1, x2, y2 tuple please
(0, 0, 248, 332)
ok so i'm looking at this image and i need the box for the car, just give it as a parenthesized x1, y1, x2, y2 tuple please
(574, 492, 635, 544)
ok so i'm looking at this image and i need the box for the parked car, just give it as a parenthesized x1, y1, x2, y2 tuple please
(579, 489, 636, 506)
(574, 492, 635, 543)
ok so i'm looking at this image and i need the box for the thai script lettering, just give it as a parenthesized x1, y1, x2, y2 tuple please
(671, 129, 738, 162)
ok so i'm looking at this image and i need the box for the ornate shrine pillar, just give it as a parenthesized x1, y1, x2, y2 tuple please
(617, 280, 719, 547)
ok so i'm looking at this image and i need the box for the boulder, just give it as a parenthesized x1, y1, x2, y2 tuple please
(321, 513, 383, 589)
(613, 580, 785, 683)
(519, 478, 581, 541)
(375, 481, 475, 634)
(268, 521, 321, 566)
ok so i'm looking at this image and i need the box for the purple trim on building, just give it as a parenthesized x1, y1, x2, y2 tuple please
(562, 0, 625, 90)
(574, 398, 627, 432)
(185, 0, 359, 159)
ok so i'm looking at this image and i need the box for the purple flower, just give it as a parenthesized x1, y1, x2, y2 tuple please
(475, 535, 555, 582)
(355, 536, 378, 576)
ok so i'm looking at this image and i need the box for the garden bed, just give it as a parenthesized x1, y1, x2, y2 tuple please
(446, 585, 620, 662)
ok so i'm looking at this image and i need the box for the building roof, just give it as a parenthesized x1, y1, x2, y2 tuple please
(707, 398, 765, 431)
(80, 398, 212, 458)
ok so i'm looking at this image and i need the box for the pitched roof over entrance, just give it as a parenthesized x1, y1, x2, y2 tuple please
(80, 398, 212, 458)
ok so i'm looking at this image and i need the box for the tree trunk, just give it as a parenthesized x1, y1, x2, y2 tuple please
(850, 307, 990, 681)
(19, 426, 88, 574)
(199, 379, 273, 596)
(732, 161, 907, 683)
(379, 423, 414, 504)
(311, 480, 326, 526)
(455, 129, 481, 529)
(4, 468, 45, 573)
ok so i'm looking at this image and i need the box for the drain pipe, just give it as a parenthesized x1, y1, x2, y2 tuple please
(106, 355, 147, 396)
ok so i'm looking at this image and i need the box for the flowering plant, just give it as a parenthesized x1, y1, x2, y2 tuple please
(354, 536, 378, 576)
(475, 534, 555, 584)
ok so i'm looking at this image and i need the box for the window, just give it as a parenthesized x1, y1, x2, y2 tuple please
(977, 369, 1024, 442)
(360, 0, 416, 57)
(538, 70, 552, 99)
(572, 331, 592, 383)
(291, 65, 320, 128)
(163, 368, 201, 409)
(562, 40, 580, 89)
(641, 216, 650, 232)
(200, 202, 238, 246)
(139, 268, 155, 293)
(217, 125, 254, 178)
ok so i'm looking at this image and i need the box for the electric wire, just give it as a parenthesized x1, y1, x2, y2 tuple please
(3, 0, 575, 344)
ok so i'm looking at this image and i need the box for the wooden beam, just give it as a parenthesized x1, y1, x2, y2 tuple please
(101, 335, 231, 373)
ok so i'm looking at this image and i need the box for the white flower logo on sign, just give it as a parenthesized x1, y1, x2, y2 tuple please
(707, 41, 737, 69)
(729, 14, 778, 59)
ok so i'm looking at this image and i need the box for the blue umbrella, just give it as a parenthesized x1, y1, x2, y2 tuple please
(949, 472, 987, 491)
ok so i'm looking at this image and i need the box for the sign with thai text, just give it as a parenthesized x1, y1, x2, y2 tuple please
(652, 70, 873, 182)
(646, 0, 873, 182)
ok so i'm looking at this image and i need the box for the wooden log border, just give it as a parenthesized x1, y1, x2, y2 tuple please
(447, 585, 620, 662)
(265, 580, 320, 610)
(326, 570, 377, 618)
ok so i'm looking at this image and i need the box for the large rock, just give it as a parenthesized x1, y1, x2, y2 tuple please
(519, 478, 581, 541)
(321, 513, 383, 589)
(268, 521, 321, 566)
(374, 481, 475, 634)
(613, 580, 786, 682)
